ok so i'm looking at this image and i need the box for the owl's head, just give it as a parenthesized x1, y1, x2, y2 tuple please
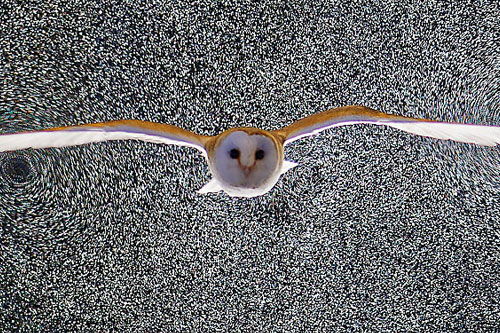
(210, 129, 283, 196)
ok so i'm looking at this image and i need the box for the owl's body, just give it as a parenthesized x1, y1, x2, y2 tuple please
(1, 105, 500, 197)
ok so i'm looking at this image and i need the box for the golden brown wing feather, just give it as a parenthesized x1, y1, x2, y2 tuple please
(0, 119, 213, 153)
(272, 105, 500, 146)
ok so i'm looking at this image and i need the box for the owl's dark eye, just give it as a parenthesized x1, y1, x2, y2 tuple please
(229, 149, 240, 159)
(255, 149, 265, 160)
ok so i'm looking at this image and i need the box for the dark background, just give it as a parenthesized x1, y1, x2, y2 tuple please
(1, 0, 499, 331)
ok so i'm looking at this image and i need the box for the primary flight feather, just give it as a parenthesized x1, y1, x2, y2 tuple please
(1, 105, 499, 197)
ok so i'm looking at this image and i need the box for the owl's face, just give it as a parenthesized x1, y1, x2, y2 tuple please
(211, 129, 282, 197)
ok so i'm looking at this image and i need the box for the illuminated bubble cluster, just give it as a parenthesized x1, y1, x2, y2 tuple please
(0, 0, 499, 331)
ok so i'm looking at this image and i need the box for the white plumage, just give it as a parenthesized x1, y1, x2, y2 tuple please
(1, 105, 499, 197)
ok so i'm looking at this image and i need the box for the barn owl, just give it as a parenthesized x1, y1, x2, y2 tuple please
(1, 105, 499, 197)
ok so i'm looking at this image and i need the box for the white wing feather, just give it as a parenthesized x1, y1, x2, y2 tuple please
(275, 106, 500, 147)
(0, 120, 211, 155)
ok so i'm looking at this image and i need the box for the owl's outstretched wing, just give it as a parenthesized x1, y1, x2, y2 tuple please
(273, 105, 500, 147)
(0, 120, 212, 155)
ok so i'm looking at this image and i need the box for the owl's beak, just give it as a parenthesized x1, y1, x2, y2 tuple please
(241, 166, 253, 176)
(238, 158, 255, 177)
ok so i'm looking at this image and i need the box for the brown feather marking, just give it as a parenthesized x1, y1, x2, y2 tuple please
(44, 119, 213, 147)
(272, 105, 433, 142)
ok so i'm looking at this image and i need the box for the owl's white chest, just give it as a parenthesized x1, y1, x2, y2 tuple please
(198, 158, 298, 197)
(209, 161, 283, 197)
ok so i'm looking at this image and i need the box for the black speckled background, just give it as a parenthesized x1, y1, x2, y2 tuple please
(1, 1, 499, 331)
